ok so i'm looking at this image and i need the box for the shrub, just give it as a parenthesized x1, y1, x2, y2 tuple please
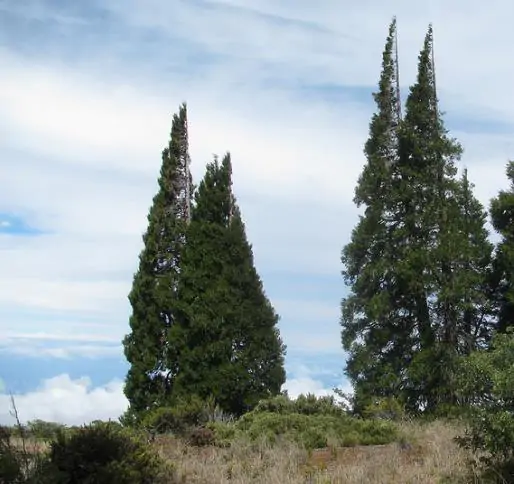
(253, 394, 293, 414)
(293, 394, 347, 417)
(140, 394, 234, 438)
(141, 395, 211, 435)
(205, 421, 238, 447)
(456, 328, 514, 482)
(40, 420, 171, 484)
(254, 393, 347, 417)
(234, 410, 398, 450)
(362, 396, 406, 421)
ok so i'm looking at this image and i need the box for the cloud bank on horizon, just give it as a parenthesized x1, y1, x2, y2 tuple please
(1, 0, 513, 424)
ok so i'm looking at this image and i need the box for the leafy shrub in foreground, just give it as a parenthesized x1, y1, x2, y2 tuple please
(456, 328, 514, 482)
(0, 425, 23, 483)
(0, 424, 47, 484)
(41, 420, 171, 484)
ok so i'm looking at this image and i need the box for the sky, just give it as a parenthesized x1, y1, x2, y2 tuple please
(1, 0, 514, 425)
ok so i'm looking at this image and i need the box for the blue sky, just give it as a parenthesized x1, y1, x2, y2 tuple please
(1, 0, 514, 425)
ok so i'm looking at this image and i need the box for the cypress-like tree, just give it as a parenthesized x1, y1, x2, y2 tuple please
(342, 23, 493, 415)
(393, 26, 462, 412)
(168, 153, 286, 416)
(490, 161, 514, 334)
(341, 18, 404, 414)
(123, 103, 193, 417)
(397, 27, 493, 412)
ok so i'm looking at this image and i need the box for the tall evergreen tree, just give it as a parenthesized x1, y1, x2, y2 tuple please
(342, 23, 493, 415)
(341, 18, 404, 414)
(123, 103, 193, 417)
(490, 160, 514, 333)
(393, 26, 462, 411)
(168, 154, 286, 416)
(397, 27, 492, 411)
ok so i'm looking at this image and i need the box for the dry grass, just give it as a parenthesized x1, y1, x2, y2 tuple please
(6, 420, 481, 483)
(9, 435, 48, 454)
(153, 420, 479, 483)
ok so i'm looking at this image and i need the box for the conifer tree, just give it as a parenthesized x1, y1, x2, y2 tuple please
(392, 26, 461, 411)
(341, 18, 404, 414)
(123, 103, 193, 417)
(168, 154, 286, 416)
(490, 160, 514, 333)
(397, 27, 492, 411)
(342, 23, 493, 415)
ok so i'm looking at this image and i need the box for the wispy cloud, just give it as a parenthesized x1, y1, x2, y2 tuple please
(1, 0, 513, 398)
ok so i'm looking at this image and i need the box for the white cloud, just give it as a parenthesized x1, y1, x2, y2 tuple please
(283, 376, 352, 401)
(0, 375, 128, 426)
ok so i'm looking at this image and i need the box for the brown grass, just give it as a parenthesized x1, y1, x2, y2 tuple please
(9, 435, 48, 454)
(7, 420, 481, 483)
(153, 420, 480, 483)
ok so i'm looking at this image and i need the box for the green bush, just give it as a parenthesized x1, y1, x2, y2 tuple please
(234, 410, 398, 450)
(140, 394, 213, 435)
(40, 420, 171, 484)
(456, 328, 514, 482)
(362, 396, 406, 421)
(205, 421, 238, 447)
(253, 394, 294, 414)
(254, 393, 347, 417)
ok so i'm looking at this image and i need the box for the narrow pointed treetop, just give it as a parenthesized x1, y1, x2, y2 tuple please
(395, 28, 490, 413)
(354, 17, 401, 208)
(123, 103, 193, 417)
(342, 21, 491, 416)
(341, 20, 406, 414)
(168, 153, 286, 415)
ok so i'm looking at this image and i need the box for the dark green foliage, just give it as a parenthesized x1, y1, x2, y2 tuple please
(123, 103, 193, 416)
(341, 22, 493, 416)
(0, 425, 24, 484)
(140, 394, 220, 435)
(341, 18, 405, 415)
(490, 160, 514, 334)
(41, 421, 171, 484)
(395, 29, 492, 413)
(168, 153, 286, 416)
(456, 328, 514, 482)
